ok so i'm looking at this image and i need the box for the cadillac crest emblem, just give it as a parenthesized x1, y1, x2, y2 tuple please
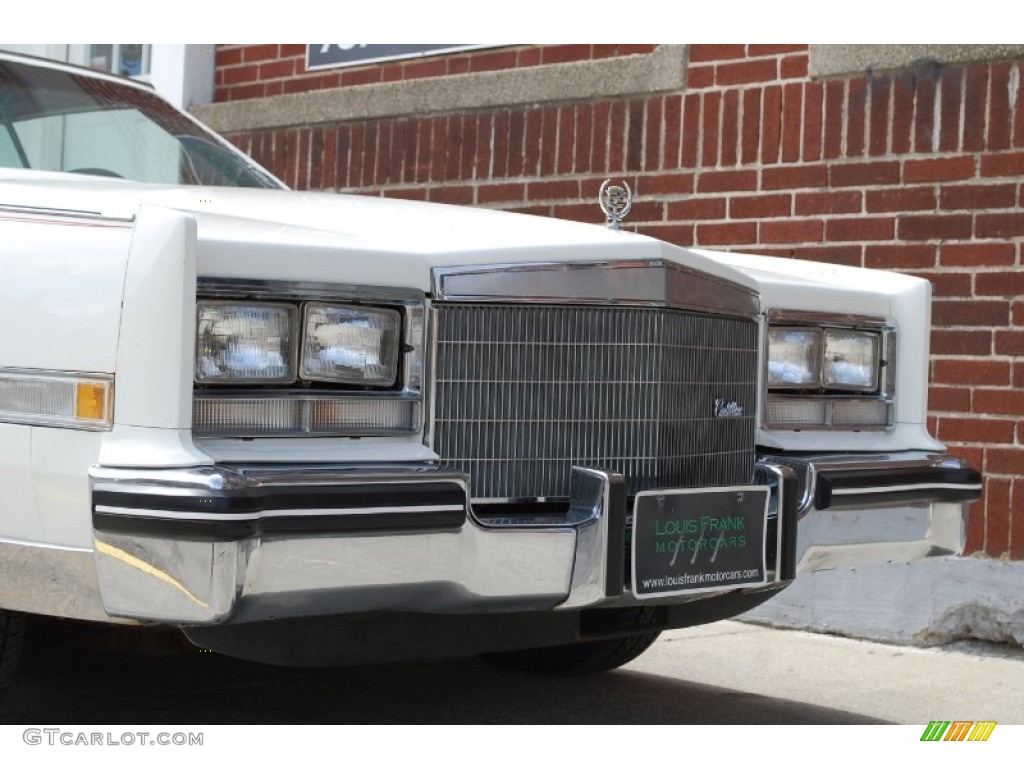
(598, 179, 633, 230)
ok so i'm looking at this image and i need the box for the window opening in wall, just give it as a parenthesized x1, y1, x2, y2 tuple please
(88, 45, 150, 78)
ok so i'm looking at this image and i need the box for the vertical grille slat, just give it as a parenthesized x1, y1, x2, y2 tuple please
(433, 304, 758, 500)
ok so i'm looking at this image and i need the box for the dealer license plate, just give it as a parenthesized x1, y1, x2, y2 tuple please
(631, 486, 769, 598)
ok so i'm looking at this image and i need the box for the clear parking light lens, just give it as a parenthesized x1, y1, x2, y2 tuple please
(301, 303, 401, 386)
(824, 330, 880, 391)
(766, 328, 822, 388)
(0, 371, 112, 429)
(196, 302, 297, 384)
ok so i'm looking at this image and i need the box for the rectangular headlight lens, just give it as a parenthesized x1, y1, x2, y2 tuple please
(301, 303, 400, 386)
(824, 330, 880, 391)
(196, 302, 297, 384)
(767, 328, 822, 388)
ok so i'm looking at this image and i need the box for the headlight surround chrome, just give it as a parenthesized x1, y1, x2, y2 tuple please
(300, 303, 400, 386)
(195, 301, 297, 384)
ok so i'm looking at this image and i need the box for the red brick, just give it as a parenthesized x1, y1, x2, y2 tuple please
(931, 329, 992, 356)
(933, 300, 1009, 327)
(904, 156, 975, 183)
(643, 98, 660, 171)
(258, 59, 294, 79)
(1013, 481, 1024, 560)
(477, 182, 525, 204)
(428, 186, 474, 205)
(981, 152, 1024, 177)
(802, 81, 823, 162)
(955, 65, 988, 154)
(897, 215, 972, 241)
(781, 84, 802, 162)
(682, 93, 701, 169)
(687, 65, 714, 89)
(729, 194, 791, 219)
(761, 85, 782, 164)
(638, 224, 694, 247)
(977, 213, 1024, 238)
(759, 219, 824, 244)
(984, 477, 1011, 557)
(223, 64, 259, 85)
(846, 78, 867, 157)
(447, 56, 470, 75)
(914, 66, 939, 153)
(667, 197, 727, 220)
(696, 221, 757, 245)
(702, 92, 721, 167)
(242, 44, 278, 63)
(917, 272, 972, 298)
(830, 161, 901, 187)
(865, 244, 934, 268)
(279, 44, 304, 58)
(795, 191, 861, 215)
(341, 68, 381, 87)
(867, 77, 890, 156)
(623, 201, 664, 223)
(721, 90, 739, 166)
(935, 359, 1010, 387)
(891, 73, 915, 155)
(696, 170, 758, 193)
(937, 417, 1017, 444)
(976, 389, 1024, 420)
(637, 173, 694, 197)
(828, 218, 894, 242)
(539, 45, 591, 66)
(763, 164, 829, 190)
(528, 179, 580, 201)
(716, 58, 778, 86)
(865, 187, 936, 213)
(402, 58, 447, 80)
(990, 64, 1013, 151)
(662, 97, 682, 170)
(741, 89, 761, 164)
(938, 68, 963, 152)
(780, 54, 808, 79)
(689, 44, 746, 62)
(224, 83, 264, 102)
(754, 245, 862, 267)
(538, 109, 557, 177)
(461, 115, 481, 180)
(940, 242, 1016, 267)
(216, 46, 243, 67)
(929, 386, 972, 412)
(940, 183, 1017, 210)
(553, 202, 598, 223)
(1015, 300, 1024, 326)
(823, 80, 844, 159)
(965, 495, 985, 554)
(748, 44, 806, 56)
(470, 50, 518, 73)
(994, 330, 1024, 354)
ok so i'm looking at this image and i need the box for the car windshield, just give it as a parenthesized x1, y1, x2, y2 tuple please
(0, 58, 281, 188)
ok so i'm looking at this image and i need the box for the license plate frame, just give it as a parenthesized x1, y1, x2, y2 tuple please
(631, 486, 770, 599)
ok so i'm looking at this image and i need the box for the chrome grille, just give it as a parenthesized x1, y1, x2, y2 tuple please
(432, 304, 758, 500)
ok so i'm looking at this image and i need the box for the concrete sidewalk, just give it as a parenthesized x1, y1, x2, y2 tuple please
(633, 620, 1024, 724)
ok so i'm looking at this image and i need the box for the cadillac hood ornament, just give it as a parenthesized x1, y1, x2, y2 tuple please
(598, 179, 633, 230)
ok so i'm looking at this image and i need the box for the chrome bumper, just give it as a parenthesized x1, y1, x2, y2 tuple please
(88, 452, 980, 626)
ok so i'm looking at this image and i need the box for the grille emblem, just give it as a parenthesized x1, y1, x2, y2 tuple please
(713, 398, 745, 418)
(598, 179, 633, 230)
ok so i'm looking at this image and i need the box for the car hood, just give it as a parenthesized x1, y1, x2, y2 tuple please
(0, 172, 757, 293)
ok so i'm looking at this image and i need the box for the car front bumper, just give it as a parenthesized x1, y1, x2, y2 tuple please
(89, 451, 980, 626)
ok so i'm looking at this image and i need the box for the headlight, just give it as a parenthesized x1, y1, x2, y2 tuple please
(301, 303, 400, 386)
(766, 328, 822, 388)
(824, 330, 879, 391)
(195, 302, 297, 384)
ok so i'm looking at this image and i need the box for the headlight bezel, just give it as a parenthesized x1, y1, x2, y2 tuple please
(191, 279, 426, 439)
(764, 311, 895, 432)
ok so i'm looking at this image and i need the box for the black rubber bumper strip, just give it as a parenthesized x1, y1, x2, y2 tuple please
(93, 481, 468, 540)
(814, 465, 982, 510)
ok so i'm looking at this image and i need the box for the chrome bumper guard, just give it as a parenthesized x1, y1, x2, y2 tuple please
(89, 451, 980, 626)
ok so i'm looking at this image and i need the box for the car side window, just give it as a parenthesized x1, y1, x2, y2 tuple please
(0, 125, 24, 168)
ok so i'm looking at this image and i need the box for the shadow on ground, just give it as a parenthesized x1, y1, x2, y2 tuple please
(1, 616, 886, 725)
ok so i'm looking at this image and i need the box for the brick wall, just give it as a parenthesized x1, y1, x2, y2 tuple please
(214, 43, 1024, 560)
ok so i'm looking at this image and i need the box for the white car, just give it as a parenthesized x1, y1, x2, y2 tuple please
(0, 52, 981, 692)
